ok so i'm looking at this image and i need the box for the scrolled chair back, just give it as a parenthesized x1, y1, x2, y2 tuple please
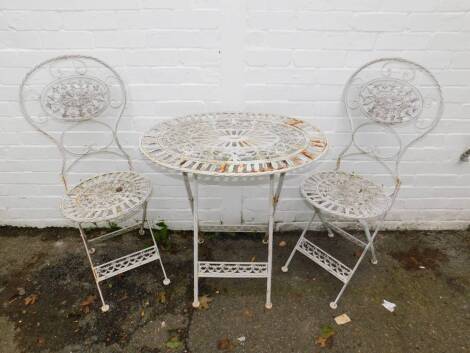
(19, 55, 132, 190)
(339, 57, 444, 198)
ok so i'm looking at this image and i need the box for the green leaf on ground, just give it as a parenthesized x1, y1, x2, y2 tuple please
(320, 325, 335, 337)
(166, 336, 183, 350)
(154, 221, 170, 248)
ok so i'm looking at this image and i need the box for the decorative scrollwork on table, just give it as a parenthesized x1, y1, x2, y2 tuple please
(198, 262, 268, 277)
(140, 112, 328, 177)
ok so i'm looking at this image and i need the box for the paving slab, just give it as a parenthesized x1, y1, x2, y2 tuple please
(0, 227, 468, 353)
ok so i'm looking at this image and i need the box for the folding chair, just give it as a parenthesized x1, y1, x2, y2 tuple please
(282, 58, 443, 309)
(20, 55, 170, 312)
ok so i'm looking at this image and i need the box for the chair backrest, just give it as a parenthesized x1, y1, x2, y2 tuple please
(339, 58, 443, 196)
(19, 55, 131, 191)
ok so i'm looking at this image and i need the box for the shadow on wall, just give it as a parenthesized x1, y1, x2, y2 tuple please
(460, 148, 470, 162)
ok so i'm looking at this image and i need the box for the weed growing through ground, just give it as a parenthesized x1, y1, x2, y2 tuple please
(154, 221, 170, 249)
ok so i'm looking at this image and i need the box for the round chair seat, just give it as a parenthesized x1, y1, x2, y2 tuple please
(61, 171, 151, 223)
(301, 171, 391, 219)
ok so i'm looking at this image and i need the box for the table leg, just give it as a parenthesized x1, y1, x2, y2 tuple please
(192, 175, 200, 308)
(184, 171, 286, 309)
(182, 172, 194, 214)
(183, 172, 200, 308)
(265, 172, 286, 309)
(263, 173, 286, 243)
(272, 173, 286, 215)
(266, 175, 274, 309)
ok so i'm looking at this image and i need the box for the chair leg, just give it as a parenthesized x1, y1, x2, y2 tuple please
(327, 228, 335, 238)
(281, 211, 317, 272)
(139, 201, 148, 235)
(329, 218, 383, 309)
(315, 208, 335, 238)
(148, 220, 171, 285)
(360, 219, 378, 265)
(329, 241, 371, 309)
(78, 224, 109, 312)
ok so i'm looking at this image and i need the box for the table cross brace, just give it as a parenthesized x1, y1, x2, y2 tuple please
(183, 172, 286, 309)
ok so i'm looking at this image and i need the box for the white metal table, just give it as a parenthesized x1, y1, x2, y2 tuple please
(140, 112, 327, 308)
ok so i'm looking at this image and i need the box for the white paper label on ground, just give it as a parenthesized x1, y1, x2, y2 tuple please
(382, 299, 397, 312)
(334, 313, 351, 325)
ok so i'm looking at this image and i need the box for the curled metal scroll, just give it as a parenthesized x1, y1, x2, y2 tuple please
(48, 58, 87, 79)
(382, 60, 417, 81)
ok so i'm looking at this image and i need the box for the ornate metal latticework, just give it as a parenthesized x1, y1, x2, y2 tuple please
(198, 261, 268, 278)
(284, 58, 443, 310)
(301, 171, 391, 219)
(297, 238, 351, 283)
(61, 171, 152, 223)
(41, 76, 110, 121)
(359, 78, 423, 124)
(95, 246, 161, 282)
(140, 112, 327, 177)
(20, 55, 170, 312)
(141, 112, 327, 309)
(301, 58, 443, 220)
(19, 55, 131, 190)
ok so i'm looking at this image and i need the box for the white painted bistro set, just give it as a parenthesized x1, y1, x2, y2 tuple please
(19, 56, 443, 312)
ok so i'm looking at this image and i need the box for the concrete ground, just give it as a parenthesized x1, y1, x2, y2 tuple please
(0, 226, 468, 353)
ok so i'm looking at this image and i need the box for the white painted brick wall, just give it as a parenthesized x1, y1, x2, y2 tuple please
(0, 0, 469, 230)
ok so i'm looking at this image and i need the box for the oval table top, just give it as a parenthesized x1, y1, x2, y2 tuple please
(140, 112, 328, 177)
